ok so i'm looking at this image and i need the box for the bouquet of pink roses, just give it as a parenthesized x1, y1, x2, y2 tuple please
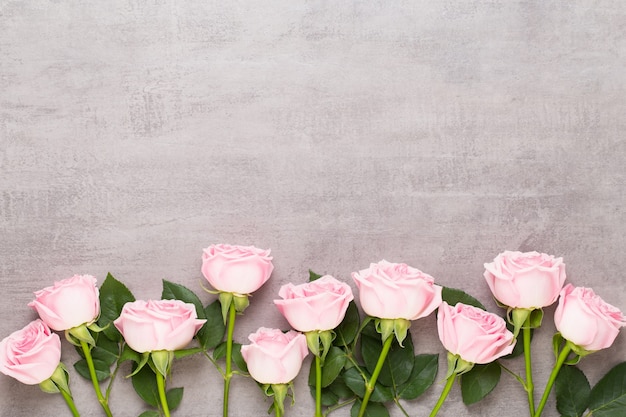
(1, 246, 624, 417)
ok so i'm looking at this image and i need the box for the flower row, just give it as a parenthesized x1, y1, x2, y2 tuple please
(1, 245, 625, 417)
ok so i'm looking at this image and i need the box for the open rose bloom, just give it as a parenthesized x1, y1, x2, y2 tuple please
(438, 302, 515, 364)
(484, 251, 566, 309)
(0, 320, 61, 385)
(241, 328, 308, 385)
(28, 274, 100, 331)
(114, 299, 206, 352)
(202, 244, 274, 294)
(274, 275, 353, 332)
(555, 284, 626, 351)
(352, 260, 442, 320)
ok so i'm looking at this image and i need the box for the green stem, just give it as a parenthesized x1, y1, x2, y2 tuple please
(394, 397, 410, 417)
(59, 388, 81, 417)
(105, 359, 121, 402)
(523, 320, 535, 417)
(80, 340, 113, 417)
(156, 371, 171, 417)
(323, 398, 356, 417)
(357, 334, 394, 417)
(428, 373, 456, 417)
(315, 354, 323, 417)
(534, 342, 573, 417)
(274, 398, 284, 417)
(223, 301, 237, 417)
(499, 362, 527, 387)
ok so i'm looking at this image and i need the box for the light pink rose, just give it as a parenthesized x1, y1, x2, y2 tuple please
(274, 275, 354, 332)
(201, 244, 274, 294)
(554, 284, 626, 351)
(484, 251, 566, 309)
(437, 302, 515, 364)
(351, 260, 442, 320)
(0, 320, 61, 385)
(241, 327, 308, 384)
(28, 274, 100, 331)
(114, 300, 206, 352)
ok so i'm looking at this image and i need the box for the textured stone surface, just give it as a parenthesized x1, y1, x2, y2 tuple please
(1, 1, 625, 416)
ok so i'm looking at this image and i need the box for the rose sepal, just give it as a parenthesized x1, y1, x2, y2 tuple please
(445, 352, 474, 379)
(151, 350, 175, 378)
(506, 307, 544, 339)
(552, 333, 592, 365)
(65, 324, 96, 347)
(86, 321, 108, 334)
(263, 383, 292, 417)
(219, 292, 234, 324)
(126, 352, 151, 377)
(375, 317, 411, 346)
(217, 292, 250, 324)
(233, 294, 250, 313)
(305, 330, 334, 361)
(39, 363, 70, 394)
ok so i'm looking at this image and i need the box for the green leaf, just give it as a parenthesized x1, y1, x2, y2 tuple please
(196, 301, 225, 350)
(308, 347, 347, 388)
(309, 270, 324, 281)
(166, 387, 184, 410)
(441, 287, 486, 310)
(327, 376, 354, 399)
(588, 361, 626, 417)
(137, 412, 160, 417)
(161, 280, 206, 319)
(397, 354, 439, 400)
(343, 367, 393, 403)
(556, 365, 590, 417)
(350, 399, 390, 417)
(232, 343, 247, 372)
(98, 273, 136, 341)
(213, 342, 247, 373)
(120, 343, 141, 364)
(174, 347, 204, 359)
(73, 358, 111, 381)
(131, 363, 159, 407)
(336, 302, 360, 347)
(308, 385, 340, 406)
(460, 362, 501, 405)
(360, 330, 414, 388)
(96, 333, 121, 356)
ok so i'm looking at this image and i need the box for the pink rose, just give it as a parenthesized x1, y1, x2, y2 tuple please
(274, 275, 354, 332)
(554, 284, 626, 351)
(201, 244, 274, 294)
(437, 302, 515, 364)
(113, 300, 206, 352)
(28, 274, 100, 331)
(0, 320, 61, 385)
(241, 327, 308, 384)
(484, 251, 566, 309)
(351, 260, 442, 320)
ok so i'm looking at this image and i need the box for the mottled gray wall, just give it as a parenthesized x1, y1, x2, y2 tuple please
(1, 1, 625, 416)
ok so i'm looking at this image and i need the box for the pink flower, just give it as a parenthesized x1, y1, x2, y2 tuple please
(437, 302, 515, 364)
(274, 275, 353, 332)
(201, 244, 274, 294)
(114, 300, 206, 352)
(352, 260, 442, 320)
(241, 328, 308, 384)
(484, 251, 566, 309)
(28, 275, 100, 331)
(554, 284, 626, 351)
(0, 320, 61, 385)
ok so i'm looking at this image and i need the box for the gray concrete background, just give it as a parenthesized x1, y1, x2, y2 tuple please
(1, 1, 625, 416)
